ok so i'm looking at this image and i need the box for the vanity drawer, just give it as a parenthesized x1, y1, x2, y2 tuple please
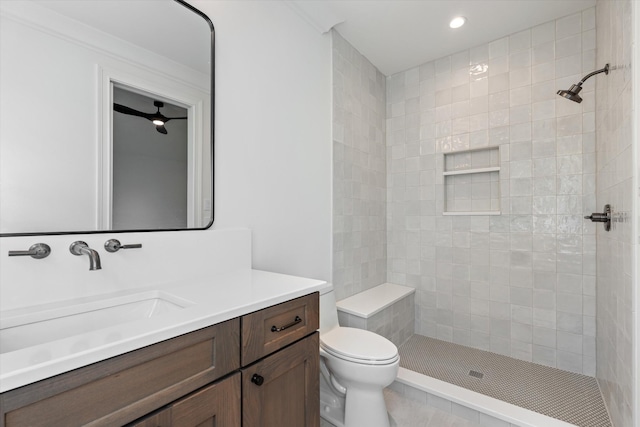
(0, 318, 239, 427)
(241, 292, 319, 366)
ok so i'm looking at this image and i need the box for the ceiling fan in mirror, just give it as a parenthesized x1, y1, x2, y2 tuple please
(113, 101, 186, 134)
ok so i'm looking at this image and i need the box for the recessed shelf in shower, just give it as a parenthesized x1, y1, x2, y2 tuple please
(443, 147, 501, 216)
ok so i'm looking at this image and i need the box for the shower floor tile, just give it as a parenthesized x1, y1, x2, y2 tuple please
(398, 335, 611, 427)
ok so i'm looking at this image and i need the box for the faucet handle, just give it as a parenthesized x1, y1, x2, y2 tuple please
(8, 243, 51, 259)
(104, 239, 142, 253)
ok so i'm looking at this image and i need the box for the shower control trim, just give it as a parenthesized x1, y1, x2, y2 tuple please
(585, 204, 611, 231)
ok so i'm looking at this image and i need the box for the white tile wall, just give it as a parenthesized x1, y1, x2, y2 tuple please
(595, 1, 634, 426)
(332, 31, 387, 301)
(386, 9, 598, 375)
(338, 292, 414, 346)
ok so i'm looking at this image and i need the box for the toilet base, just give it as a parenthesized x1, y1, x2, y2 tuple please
(344, 386, 391, 427)
(320, 388, 345, 427)
(319, 372, 346, 427)
(320, 375, 395, 427)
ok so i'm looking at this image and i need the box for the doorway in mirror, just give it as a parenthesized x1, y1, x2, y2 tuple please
(112, 86, 189, 230)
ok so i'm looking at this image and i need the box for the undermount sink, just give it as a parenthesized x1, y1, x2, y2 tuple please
(0, 291, 194, 354)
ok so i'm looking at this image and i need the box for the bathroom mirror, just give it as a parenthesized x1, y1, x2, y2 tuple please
(0, 0, 214, 235)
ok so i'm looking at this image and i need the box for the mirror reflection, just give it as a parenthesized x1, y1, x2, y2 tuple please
(0, 0, 213, 235)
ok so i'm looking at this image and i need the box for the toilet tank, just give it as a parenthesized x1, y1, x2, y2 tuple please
(319, 283, 339, 334)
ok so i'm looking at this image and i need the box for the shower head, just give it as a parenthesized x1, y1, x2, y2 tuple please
(557, 64, 609, 103)
(557, 84, 584, 103)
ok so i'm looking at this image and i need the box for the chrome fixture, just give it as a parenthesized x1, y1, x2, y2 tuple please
(104, 239, 142, 253)
(557, 64, 609, 103)
(8, 243, 51, 259)
(69, 241, 102, 270)
(585, 204, 611, 231)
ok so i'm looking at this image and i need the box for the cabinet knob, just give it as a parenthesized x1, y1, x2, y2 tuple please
(251, 374, 265, 386)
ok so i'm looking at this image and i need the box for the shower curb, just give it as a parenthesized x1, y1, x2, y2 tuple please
(393, 367, 578, 427)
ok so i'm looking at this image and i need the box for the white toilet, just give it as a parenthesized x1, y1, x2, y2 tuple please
(319, 284, 399, 427)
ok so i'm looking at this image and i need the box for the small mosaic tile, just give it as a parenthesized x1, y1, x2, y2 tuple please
(399, 335, 611, 427)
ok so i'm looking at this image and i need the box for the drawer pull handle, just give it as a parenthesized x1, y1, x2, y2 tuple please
(251, 374, 265, 386)
(271, 315, 301, 332)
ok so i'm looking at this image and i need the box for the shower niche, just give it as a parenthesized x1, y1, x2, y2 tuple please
(443, 147, 501, 215)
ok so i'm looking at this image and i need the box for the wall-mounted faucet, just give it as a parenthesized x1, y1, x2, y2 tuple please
(69, 241, 102, 270)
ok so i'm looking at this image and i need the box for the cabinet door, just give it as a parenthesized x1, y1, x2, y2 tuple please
(1, 319, 239, 427)
(128, 373, 240, 427)
(128, 409, 171, 427)
(171, 373, 241, 427)
(242, 332, 319, 427)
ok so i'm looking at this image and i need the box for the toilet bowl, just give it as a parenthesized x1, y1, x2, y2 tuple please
(319, 284, 399, 427)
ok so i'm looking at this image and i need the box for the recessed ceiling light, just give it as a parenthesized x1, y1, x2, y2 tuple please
(449, 16, 466, 29)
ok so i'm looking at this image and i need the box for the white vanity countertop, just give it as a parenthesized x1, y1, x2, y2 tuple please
(0, 269, 327, 393)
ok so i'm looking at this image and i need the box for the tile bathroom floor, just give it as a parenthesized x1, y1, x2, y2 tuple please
(320, 388, 479, 427)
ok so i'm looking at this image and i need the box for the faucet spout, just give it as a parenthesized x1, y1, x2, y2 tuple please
(81, 247, 102, 270)
(69, 241, 102, 270)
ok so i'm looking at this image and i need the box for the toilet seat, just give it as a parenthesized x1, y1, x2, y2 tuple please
(320, 327, 399, 365)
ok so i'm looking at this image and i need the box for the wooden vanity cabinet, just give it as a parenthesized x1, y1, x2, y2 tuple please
(128, 373, 241, 427)
(242, 333, 319, 427)
(0, 292, 319, 427)
(241, 292, 320, 427)
(241, 292, 319, 366)
(0, 319, 240, 427)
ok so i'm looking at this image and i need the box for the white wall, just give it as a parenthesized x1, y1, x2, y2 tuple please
(192, 0, 333, 281)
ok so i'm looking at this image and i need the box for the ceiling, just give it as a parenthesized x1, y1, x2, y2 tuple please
(288, 0, 596, 76)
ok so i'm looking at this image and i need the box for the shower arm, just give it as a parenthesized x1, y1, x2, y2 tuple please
(577, 64, 610, 87)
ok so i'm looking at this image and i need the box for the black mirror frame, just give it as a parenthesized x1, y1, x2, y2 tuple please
(0, 0, 215, 237)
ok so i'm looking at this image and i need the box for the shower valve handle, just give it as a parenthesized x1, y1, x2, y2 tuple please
(584, 204, 611, 231)
(584, 213, 608, 222)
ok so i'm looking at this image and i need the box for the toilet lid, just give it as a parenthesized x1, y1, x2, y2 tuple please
(320, 327, 398, 364)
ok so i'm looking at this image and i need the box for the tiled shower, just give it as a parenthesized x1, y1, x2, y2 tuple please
(386, 9, 597, 375)
(331, 1, 635, 426)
